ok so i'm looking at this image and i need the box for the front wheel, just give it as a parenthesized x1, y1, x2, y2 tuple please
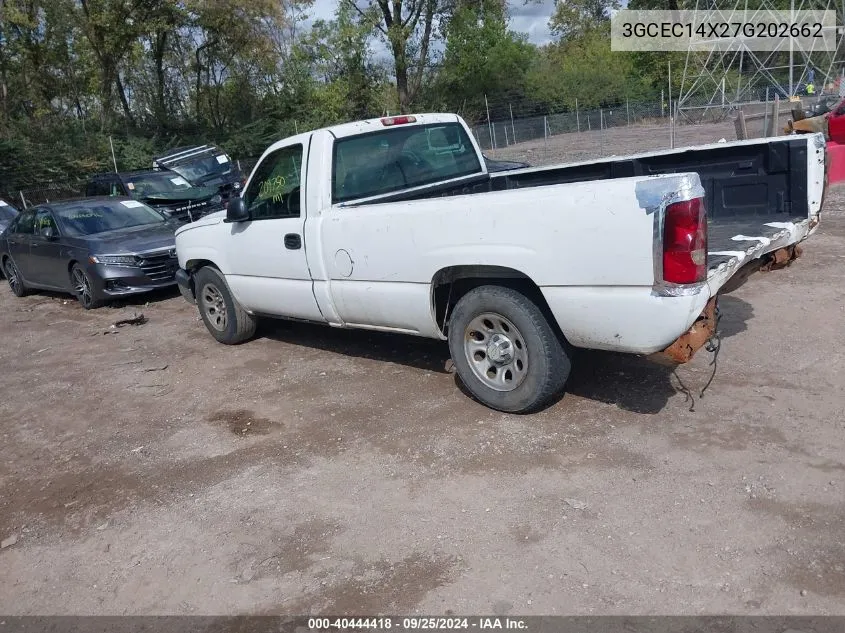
(4, 257, 28, 297)
(71, 264, 101, 309)
(194, 266, 256, 344)
(447, 285, 571, 413)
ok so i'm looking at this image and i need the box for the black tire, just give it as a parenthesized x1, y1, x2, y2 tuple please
(447, 285, 571, 413)
(3, 256, 28, 297)
(194, 266, 256, 344)
(70, 263, 102, 309)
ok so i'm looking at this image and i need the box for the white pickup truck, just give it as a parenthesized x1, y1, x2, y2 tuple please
(175, 113, 825, 412)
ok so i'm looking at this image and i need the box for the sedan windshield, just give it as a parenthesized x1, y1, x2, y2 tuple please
(125, 172, 193, 197)
(55, 200, 165, 236)
(0, 203, 18, 222)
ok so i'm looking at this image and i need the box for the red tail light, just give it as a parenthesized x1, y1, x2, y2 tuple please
(663, 197, 707, 284)
(381, 115, 416, 126)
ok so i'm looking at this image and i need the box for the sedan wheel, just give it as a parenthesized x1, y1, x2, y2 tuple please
(4, 258, 27, 297)
(71, 264, 100, 309)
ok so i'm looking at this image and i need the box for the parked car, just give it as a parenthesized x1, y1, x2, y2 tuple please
(1, 197, 179, 308)
(175, 113, 825, 413)
(152, 144, 243, 201)
(85, 170, 225, 223)
(0, 199, 19, 233)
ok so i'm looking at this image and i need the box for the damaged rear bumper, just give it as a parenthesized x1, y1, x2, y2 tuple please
(648, 242, 804, 365)
(648, 297, 718, 365)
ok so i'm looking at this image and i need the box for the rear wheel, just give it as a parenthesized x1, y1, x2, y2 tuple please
(195, 266, 256, 344)
(3, 257, 28, 297)
(71, 264, 101, 309)
(447, 285, 571, 413)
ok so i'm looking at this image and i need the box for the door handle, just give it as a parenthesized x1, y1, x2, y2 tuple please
(284, 233, 301, 250)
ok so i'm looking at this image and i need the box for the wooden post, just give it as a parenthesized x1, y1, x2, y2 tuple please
(576, 99, 580, 132)
(734, 109, 748, 140)
(509, 104, 517, 144)
(765, 96, 780, 137)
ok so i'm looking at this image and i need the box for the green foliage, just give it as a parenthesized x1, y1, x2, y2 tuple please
(434, 0, 536, 122)
(0, 0, 684, 195)
(527, 30, 652, 110)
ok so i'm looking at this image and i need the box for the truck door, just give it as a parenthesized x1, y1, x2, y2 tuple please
(828, 100, 845, 143)
(224, 140, 323, 321)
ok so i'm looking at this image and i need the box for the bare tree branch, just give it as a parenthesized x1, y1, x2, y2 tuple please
(345, 0, 388, 35)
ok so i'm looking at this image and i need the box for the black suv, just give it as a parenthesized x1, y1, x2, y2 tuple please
(152, 145, 243, 202)
(86, 170, 225, 223)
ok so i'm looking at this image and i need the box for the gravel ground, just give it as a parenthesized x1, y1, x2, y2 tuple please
(492, 120, 746, 166)
(1, 124, 844, 615)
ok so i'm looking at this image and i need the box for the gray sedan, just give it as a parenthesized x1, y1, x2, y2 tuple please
(0, 197, 179, 309)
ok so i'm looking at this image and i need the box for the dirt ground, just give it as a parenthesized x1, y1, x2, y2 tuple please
(1, 124, 845, 616)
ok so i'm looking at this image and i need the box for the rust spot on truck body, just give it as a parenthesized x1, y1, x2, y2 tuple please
(651, 297, 718, 365)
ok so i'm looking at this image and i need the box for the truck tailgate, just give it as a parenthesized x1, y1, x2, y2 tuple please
(706, 211, 817, 293)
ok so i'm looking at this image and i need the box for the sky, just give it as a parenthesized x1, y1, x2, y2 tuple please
(305, 0, 557, 50)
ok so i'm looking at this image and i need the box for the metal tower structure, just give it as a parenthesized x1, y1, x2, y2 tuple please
(677, 0, 845, 121)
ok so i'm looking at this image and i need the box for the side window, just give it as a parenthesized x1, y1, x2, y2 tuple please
(242, 144, 303, 220)
(85, 178, 123, 196)
(87, 179, 111, 197)
(34, 209, 58, 236)
(13, 210, 36, 235)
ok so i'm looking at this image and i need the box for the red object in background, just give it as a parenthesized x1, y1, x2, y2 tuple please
(827, 100, 845, 144)
(821, 98, 845, 184)
(826, 141, 845, 185)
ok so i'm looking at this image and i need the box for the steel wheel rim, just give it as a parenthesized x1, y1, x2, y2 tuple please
(5, 260, 20, 293)
(72, 268, 93, 306)
(463, 312, 528, 392)
(201, 283, 227, 331)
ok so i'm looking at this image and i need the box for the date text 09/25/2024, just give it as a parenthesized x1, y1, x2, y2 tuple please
(307, 618, 528, 631)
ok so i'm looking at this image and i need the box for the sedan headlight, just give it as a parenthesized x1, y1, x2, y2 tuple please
(210, 194, 222, 205)
(89, 254, 137, 266)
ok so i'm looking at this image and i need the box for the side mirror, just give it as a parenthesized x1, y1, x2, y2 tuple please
(42, 226, 57, 240)
(226, 196, 250, 223)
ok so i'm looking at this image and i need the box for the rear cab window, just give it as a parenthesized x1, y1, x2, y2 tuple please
(332, 122, 482, 204)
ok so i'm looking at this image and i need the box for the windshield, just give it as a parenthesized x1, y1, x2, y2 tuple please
(55, 200, 166, 236)
(169, 154, 233, 184)
(0, 202, 18, 222)
(332, 122, 482, 203)
(125, 172, 194, 197)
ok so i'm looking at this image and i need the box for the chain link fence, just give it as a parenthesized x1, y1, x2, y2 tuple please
(2, 93, 822, 208)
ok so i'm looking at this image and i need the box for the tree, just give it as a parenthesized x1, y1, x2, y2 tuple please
(347, 0, 441, 112)
(436, 0, 535, 121)
(303, 2, 385, 120)
(549, 0, 620, 41)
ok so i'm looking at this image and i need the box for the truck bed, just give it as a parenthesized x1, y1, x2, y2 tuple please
(363, 133, 823, 291)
